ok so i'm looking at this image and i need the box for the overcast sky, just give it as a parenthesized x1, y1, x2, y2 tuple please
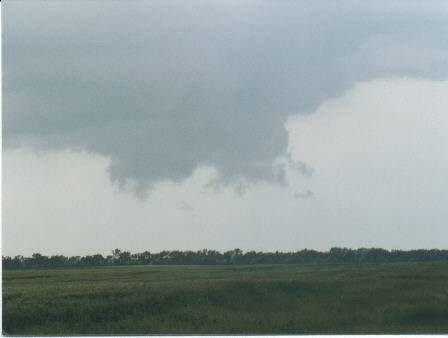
(3, 0, 448, 256)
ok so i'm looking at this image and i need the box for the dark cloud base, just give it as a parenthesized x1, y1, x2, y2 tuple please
(4, 1, 448, 192)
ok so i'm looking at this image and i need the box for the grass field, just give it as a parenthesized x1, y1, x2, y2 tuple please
(3, 262, 448, 335)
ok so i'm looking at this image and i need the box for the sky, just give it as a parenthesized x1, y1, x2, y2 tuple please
(3, 0, 448, 256)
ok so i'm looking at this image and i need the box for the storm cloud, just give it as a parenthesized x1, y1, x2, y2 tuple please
(4, 0, 448, 190)
(4, 78, 448, 256)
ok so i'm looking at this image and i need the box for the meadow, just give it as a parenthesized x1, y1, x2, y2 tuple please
(3, 262, 448, 335)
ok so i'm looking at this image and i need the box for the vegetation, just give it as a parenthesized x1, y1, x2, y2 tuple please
(3, 247, 448, 269)
(3, 261, 448, 334)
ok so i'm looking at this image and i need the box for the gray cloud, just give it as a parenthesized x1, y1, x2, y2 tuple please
(177, 201, 195, 212)
(294, 190, 314, 200)
(4, 0, 448, 190)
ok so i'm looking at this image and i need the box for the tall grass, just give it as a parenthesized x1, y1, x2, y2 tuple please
(3, 262, 448, 334)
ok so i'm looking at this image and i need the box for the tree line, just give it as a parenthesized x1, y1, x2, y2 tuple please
(3, 248, 448, 269)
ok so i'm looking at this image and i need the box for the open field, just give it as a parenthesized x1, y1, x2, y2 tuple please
(3, 262, 448, 335)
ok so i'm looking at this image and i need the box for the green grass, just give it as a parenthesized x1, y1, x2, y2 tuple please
(3, 262, 448, 334)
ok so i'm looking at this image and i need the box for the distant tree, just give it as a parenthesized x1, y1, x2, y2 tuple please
(112, 249, 121, 262)
(4, 247, 448, 269)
